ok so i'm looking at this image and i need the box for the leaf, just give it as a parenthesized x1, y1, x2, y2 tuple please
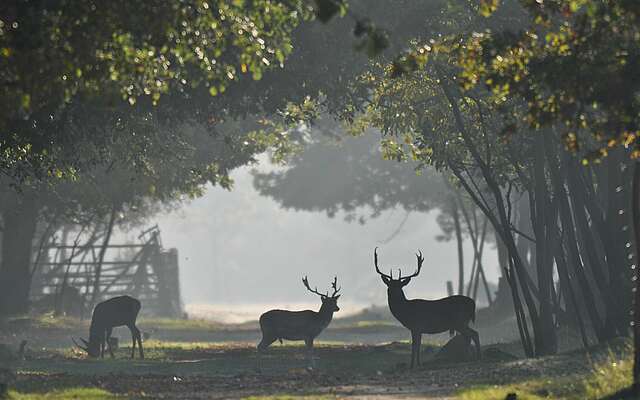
(367, 28, 390, 57)
(353, 18, 370, 38)
(314, 0, 344, 23)
(390, 55, 419, 78)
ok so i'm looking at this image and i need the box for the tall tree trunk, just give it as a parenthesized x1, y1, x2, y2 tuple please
(451, 199, 465, 295)
(565, 154, 626, 338)
(544, 131, 606, 342)
(0, 195, 39, 317)
(516, 195, 536, 282)
(631, 161, 640, 393)
(603, 149, 634, 336)
(555, 238, 590, 349)
(90, 206, 117, 309)
(531, 133, 557, 355)
(438, 72, 540, 355)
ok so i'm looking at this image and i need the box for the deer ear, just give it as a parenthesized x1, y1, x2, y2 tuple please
(381, 276, 391, 285)
(334, 294, 341, 300)
(400, 278, 412, 287)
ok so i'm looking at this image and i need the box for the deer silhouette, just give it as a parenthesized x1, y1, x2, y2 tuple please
(73, 295, 144, 359)
(257, 276, 341, 368)
(374, 248, 480, 367)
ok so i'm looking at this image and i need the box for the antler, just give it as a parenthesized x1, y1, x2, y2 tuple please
(374, 247, 393, 279)
(330, 276, 341, 297)
(402, 250, 424, 280)
(302, 276, 327, 298)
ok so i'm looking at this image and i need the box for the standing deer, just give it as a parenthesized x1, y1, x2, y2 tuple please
(73, 295, 144, 359)
(257, 276, 341, 368)
(374, 248, 480, 367)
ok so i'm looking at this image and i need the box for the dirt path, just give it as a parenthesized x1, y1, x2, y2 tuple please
(4, 342, 597, 399)
(0, 317, 604, 399)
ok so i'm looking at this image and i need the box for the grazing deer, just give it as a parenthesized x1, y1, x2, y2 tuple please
(257, 276, 341, 368)
(374, 248, 480, 367)
(73, 295, 144, 359)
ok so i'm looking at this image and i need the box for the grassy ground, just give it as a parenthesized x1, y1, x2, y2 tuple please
(459, 347, 633, 400)
(0, 315, 634, 399)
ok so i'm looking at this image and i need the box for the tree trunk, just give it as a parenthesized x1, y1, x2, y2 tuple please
(90, 206, 117, 309)
(452, 199, 465, 295)
(437, 72, 540, 355)
(516, 195, 536, 282)
(544, 131, 606, 342)
(565, 154, 626, 338)
(631, 161, 640, 393)
(531, 132, 557, 355)
(0, 195, 39, 317)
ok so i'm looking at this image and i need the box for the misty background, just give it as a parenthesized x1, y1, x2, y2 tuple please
(151, 160, 499, 321)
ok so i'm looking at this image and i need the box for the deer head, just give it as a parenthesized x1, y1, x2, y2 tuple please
(302, 275, 341, 312)
(374, 247, 424, 295)
(72, 336, 100, 358)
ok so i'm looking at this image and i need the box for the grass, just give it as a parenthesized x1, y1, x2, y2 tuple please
(137, 318, 225, 331)
(3, 314, 87, 331)
(15, 340, 415, 378)
(458, 347, 633, 400)
(3, 315, 633, 399)
(2, 315, 387, 335)
(7, 388, 117, 400)
(242, 397, 336, 400)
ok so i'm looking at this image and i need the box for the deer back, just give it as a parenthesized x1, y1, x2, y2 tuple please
(260, 308, 332, 340)
(389, 295, 476, 334)
(90, 295, 141, 332)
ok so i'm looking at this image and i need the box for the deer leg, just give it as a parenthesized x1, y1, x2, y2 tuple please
(410, 331, 418, 369)
(256, 333, 278, 371)
(257, 335, 277, 352)
(135, 326, 144, 359)
(101, 332, 106, 359)
(257, 335, 277, 371)
(129, 325, 143, 359)
(106, 328, 115, 359)
(305, 338, 315, 369)
(415, 333, 423, 366)
(129, 326, 136, 359)
(460, 326, 481, 360)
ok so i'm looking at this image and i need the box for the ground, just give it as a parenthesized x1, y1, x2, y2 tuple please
(0, 313, 633, 399)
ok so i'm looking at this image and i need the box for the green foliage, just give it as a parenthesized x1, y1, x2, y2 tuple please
(0, 0, 308, 183)
(456, 1, 640, 161)
(313, 0, 346, 23)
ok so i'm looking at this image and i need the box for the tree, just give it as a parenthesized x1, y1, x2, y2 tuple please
(0, 0, 436, 316)
(312, 0, 636, 360)
(253, 121, 496, 305)
(0, 0, 306, 181)
(453, 0, 639, 391)
(0, 118, 268, 316)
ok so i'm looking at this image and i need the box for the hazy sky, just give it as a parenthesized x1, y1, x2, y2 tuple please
(154, 162, 500, 310)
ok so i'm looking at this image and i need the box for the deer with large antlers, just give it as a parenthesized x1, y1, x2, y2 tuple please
(257, 276, 341, 368)
(374, 248, 480, 367)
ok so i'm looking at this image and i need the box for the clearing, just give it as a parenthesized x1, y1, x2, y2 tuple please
(0, 313, 632, 399)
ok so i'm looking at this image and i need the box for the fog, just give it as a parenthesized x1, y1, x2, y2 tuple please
(155, 161, 499, 321)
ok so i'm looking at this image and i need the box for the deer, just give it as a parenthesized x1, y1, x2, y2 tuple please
(374, 248, 480, 367)
(72, 295, 144, 359)
(257, 276, 341, 369)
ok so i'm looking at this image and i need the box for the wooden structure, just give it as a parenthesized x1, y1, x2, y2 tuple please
(30, 225, 183, 318)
